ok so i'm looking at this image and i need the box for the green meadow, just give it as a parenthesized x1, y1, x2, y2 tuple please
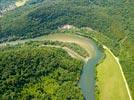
(96, 49, 129, 100)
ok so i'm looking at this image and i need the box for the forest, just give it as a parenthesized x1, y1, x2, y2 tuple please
(0, 44, 84, 99)
(0, 0, 133, 42)
(0, 0, 134, 99)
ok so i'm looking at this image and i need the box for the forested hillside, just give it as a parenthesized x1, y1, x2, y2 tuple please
(0, 0, 134, 99)
(0, 0, 133, 42)
(0, 44, 84, 99)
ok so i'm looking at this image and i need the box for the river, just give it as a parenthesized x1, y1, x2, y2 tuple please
(0, 34, 103, 100)
(79, 38, 103, 100)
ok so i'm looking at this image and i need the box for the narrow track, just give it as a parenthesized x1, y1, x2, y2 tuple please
(103, 45, 132, 100)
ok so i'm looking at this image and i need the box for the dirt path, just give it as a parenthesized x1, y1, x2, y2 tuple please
(103, 45, 132, 100)
(42, 45, 86, 61)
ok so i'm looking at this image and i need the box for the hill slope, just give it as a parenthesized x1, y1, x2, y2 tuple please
(0, 0, 134, 99)
(0, 44, 84, 99)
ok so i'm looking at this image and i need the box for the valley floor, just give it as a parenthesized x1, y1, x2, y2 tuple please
(0, 34, 131, 100)
(96, 47, 131, 100)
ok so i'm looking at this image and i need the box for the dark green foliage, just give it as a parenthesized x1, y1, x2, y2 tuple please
(25, 40, 89, 57)
(0, 0, 134, 98)
(0, 44, 84, 99)
(0, 0, 133, 42)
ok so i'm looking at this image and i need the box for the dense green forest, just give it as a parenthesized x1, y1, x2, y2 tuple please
(26, 40, 89, 58)
(0, 0, 133, 42)
(0, 0, 134, 99)
(0, 44, 84, 99)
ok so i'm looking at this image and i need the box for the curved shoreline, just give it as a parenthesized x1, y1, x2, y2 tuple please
(0, 34, 132, 100)
(0, 34, 102, 100)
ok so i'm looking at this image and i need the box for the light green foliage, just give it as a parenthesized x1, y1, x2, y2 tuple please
(0, 43, 84, 100)
(42, 40, 89, 58)
(96, 50, 129, 100)
(59, 26, 134, 99)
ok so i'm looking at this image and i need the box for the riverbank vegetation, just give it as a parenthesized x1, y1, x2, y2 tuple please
(58, 27, 134, 99)
(0, 0, 133, 99)
(0, 44, 84, 99)
(42, 40, 89, 58)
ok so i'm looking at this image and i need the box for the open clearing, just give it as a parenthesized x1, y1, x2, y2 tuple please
(15, 0, 28, 7)
(96, 49, 130, 100)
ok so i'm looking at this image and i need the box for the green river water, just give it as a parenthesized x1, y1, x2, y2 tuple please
(79, 39, 103, 100)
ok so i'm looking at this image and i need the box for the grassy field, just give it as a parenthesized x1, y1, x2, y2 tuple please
(96, 49, 130, 100)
